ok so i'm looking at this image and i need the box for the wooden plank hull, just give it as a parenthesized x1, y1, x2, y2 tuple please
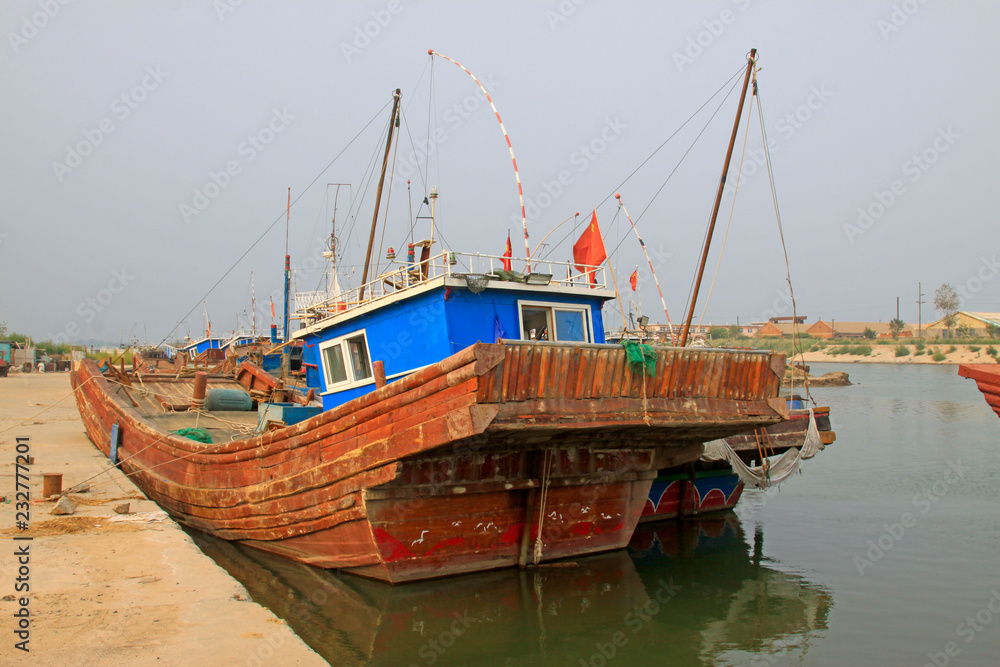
(959, 364, 1000, 420)
(71, 341, 785, 583)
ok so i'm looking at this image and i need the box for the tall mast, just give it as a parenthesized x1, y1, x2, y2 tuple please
(679, 48, 757, 347)
(283, 186, 291, 344)
(360, 88, 401, 301)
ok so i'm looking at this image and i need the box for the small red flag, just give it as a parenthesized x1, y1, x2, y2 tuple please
(270, 297, 275, 319)
(629, 268, 638, 291)
(502, 232, 513, 271)
(573, 211, 607, 286)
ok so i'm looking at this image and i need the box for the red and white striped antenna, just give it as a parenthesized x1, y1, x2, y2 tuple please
(428, 49, 531, 270)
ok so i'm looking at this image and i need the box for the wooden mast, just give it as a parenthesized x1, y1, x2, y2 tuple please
(679, 49, 757, 347)
(359, 88, 401, 301)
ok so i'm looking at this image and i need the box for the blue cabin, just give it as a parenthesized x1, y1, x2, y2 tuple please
(178, 336, 225, 356)
(292, 252, 614, 411)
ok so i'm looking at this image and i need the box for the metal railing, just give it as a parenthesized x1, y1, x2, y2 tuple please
(293, 251, 606, 323)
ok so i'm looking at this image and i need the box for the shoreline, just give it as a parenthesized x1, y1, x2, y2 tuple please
(0, 373, 326, 665)
(795, 343, 998, 365)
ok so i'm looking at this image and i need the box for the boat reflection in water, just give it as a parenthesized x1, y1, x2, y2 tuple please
(628, 515, 832, 665)
(188, 513, 831, 666)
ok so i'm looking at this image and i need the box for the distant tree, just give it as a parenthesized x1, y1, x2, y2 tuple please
(956, 324, 974, 339)
(889, 318, 906, 339)
(934, 283, 960, 337)
(862, 327, 877, 340)
(728, 324, 741, 338)
(708, 326, 728, 341)
(986, 323, 1000, 339)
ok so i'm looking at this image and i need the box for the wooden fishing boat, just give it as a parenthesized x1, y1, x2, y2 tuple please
(72, 333, 786, 583)
(958, 364, 1000, 419)
(70, 50, 796, 582)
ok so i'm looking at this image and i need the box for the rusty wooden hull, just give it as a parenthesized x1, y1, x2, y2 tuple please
(71, 341, 784, 583)
(959, 364, 1000, 420)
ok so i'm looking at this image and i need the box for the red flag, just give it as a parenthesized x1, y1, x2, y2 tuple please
(270, 296, 276, 320)
(573, 211, 607, 286)
(629, 268, 638, 291)
(502, 232, 513, 271)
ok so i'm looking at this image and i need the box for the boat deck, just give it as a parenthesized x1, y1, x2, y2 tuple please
(107, 375, 261, 442)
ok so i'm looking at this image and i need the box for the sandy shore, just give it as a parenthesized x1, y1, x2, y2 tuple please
(797, 343, 1000, 365)
(0, 372, 326, 666)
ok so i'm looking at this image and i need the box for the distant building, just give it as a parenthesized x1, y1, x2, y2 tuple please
(756, 321, 804, 337)
(642, 322, 764, 341)
(806, 321, 913, 339)
(922, 312, 1000, 337)
(756, 319, 913, 339)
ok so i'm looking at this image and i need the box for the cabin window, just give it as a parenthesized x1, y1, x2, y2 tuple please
(518, 301, 592, 343)
(323, 345, 348, 385)
(347, 335, 372, 381)
(318, 330, 373, 392)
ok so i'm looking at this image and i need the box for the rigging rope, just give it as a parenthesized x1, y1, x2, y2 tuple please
(158, 99, 393, 347)
(754, 74, 810, 399)
(538, 65, 746, 263)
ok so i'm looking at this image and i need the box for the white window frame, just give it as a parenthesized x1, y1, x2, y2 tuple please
(317, 330, 375, 393)
(516, 300, 593, 343)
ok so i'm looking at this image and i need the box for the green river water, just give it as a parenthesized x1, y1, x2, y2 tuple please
(190, 362, 1000, 666)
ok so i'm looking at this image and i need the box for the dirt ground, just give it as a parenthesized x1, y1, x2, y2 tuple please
(0, 372, 326, 666)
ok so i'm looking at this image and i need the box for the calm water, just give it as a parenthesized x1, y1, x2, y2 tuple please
(190, 363, 1000, 666)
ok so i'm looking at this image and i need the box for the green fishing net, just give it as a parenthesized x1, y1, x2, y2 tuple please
(621, 340, 657, 376)
(172, 427, 213, 443)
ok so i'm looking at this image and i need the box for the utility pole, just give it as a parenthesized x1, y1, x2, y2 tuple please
(916, 282, 925, 338)
(896, 296, 899, 321)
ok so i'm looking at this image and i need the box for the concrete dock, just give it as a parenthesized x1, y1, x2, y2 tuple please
(0, 372, 326, 665)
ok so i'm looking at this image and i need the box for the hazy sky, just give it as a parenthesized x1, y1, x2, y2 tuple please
(2, 1, 998, 344)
